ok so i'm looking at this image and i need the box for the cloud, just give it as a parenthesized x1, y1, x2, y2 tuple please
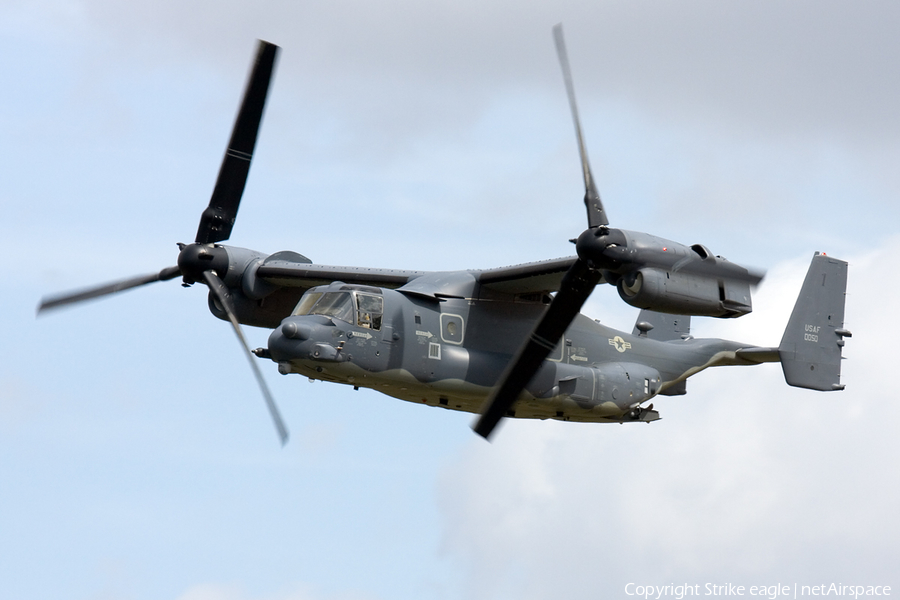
(178, 583, 246, 600)
(436, 237, 900, 598)
(175, 582, 380, 600)
(58, 0, 900, 148)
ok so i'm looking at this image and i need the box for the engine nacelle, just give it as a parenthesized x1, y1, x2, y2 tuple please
(202, 246, 307, 328)
(617, 267, 752, 318)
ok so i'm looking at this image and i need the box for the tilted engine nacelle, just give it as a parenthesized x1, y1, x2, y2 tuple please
(616, 267, 752, 318)
(575, 228, 760, 319)
(189, 245, 307, 328)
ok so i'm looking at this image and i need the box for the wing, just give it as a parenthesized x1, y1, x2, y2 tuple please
(256, 254, 426, 289)
(257, 254, 579, 296)
(473, 256, 578, 295)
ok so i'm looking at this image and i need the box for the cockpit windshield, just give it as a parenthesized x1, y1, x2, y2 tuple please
(306, 291, 354, 322)
(291, 292, 322, 317)
(291, 289, 384, 330)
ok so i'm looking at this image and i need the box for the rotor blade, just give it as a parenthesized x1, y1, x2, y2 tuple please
(195, 40, 279, 245)
(37, 266, 181, 314)
(201, 270, 289, 446)
(473, 258, 601, 439)
(552, 24, 609, 228)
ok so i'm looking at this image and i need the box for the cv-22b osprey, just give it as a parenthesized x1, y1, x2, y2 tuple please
(39, 29, 851, 444)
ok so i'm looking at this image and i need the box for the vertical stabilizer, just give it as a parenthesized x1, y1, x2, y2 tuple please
(778, 253, 850, 391)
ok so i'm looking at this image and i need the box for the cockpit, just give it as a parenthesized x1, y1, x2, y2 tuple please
(291, 285, 384, 330)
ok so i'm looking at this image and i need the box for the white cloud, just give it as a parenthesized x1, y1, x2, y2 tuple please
(175, 582, 383, 600)
(57, 0, 900, 149)
(178, 583, 245, 600)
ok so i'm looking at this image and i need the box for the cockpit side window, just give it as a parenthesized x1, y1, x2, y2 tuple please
(356, 293, 383, 330)
(308, 291, 355, 323)
(292, 292, 323, 316)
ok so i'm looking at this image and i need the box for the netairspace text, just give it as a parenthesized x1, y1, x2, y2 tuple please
(624, 583, 892, 600)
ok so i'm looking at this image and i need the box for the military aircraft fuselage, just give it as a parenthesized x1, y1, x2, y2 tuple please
(263, 275, 751, 425)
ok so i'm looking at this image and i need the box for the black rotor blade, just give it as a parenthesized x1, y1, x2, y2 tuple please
(473, 258, 601, 439)
(552, 24, 609, 229)
(201, 270, 289, 446)
(37, 266, 182, 314)
(195, 41, 279, 245)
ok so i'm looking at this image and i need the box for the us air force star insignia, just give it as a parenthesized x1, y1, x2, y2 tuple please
(609, 336, 632, 353)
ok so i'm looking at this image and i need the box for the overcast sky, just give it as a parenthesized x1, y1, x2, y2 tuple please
(2, 1, 898, 599)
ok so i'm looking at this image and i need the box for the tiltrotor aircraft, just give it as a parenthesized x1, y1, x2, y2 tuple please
(39, 28, 851, 444)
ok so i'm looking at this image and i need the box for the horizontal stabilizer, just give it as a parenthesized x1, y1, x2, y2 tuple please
(632, 309, 691, 341)
(778, 253, 850, 391)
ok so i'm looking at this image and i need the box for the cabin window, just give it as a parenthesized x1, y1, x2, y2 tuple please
(356, 293, 383, 330)
(440, 313, 464, 344)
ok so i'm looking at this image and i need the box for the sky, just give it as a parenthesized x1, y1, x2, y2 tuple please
(2, 1, 899, 599)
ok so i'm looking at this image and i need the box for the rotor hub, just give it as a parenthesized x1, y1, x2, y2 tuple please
(575, 227, 628, 271)
(177, 243, 230, 284)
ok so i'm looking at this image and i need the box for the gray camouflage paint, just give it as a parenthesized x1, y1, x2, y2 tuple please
(257, 253, 848, 425)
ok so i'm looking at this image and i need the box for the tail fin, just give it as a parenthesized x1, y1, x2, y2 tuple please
(778, 253, 851, 391)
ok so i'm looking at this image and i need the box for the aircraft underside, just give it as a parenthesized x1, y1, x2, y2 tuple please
(285, 360, 662, 424)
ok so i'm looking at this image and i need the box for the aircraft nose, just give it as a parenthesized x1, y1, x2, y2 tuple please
(281, 320, 311, 340)
(268, 316, 346, 366)
(267, 320, 306, 363)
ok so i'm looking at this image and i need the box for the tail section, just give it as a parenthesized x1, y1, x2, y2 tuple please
(633, 310, 691, 395)
(778, 253, 851, 391)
